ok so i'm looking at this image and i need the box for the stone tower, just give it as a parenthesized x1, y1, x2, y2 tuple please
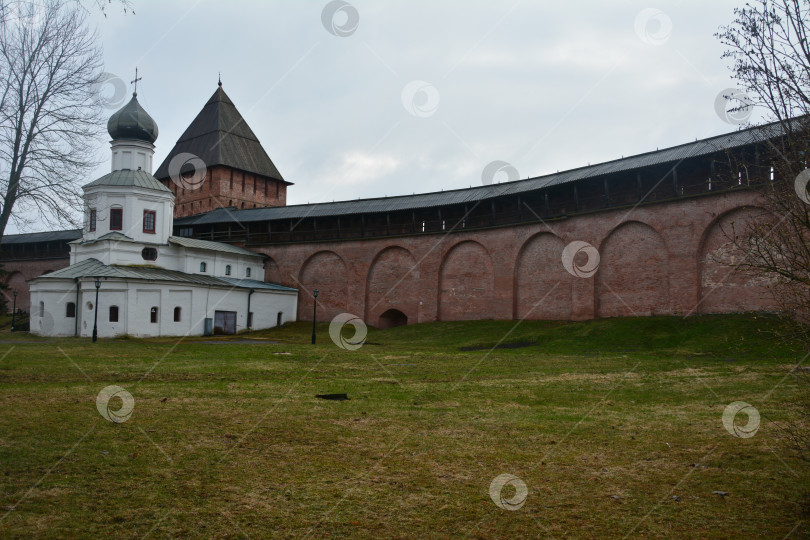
(154, 82, 292, 217)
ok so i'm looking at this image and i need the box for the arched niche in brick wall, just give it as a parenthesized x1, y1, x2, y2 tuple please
(263, 255, 287, 287)
(514, 233, 572, 320)
(438, 240, 494, 321)
(4, 271, 28, 312)
(365, 245, 419, 327)
(697, 206, 778, 314)
(596, 221, 670, 317)
(298, 250, 348, 322)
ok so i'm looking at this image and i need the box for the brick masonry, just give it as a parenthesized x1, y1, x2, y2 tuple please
(2, 190, 778, 325)
(252, 189, 779, 325)
(163, 165, 288, 218)
(2, 258, 67, 312)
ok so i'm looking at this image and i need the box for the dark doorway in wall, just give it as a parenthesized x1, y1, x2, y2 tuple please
(214, 310, 237, 335)
(378, 309, 407, 329)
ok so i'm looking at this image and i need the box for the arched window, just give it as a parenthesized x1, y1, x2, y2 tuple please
(66, 302, 76, 318)
(109, 306, 119, 322)
(246, 267, 251, 278)
(173, 306, 181, 322)
(150, 307, 158, 323)
(39, 301, 44, 317)
(225, 264, 231, 276)
(200, 262, 207, 272)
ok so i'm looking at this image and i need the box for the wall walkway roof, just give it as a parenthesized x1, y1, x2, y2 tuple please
(175, 120, 785, 226)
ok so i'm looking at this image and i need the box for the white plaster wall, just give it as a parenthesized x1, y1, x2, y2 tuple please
(179, 249, 264, 279)
(71, 239, 264, 282)
(80, 284, 128, 338)
(249, 291, 298, 329)
(29, 281, 79, 337)
(31, 278, 298, 338)
(111, 139, 154, 174)
(81, 185, 173, 245)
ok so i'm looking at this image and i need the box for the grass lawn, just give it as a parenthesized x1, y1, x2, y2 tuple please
(0, 314, 807, 538)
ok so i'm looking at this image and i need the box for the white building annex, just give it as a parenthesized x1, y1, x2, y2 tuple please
(28, 90, 298, 338)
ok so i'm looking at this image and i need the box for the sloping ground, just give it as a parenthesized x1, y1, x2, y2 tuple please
(0, 315, 806, 538)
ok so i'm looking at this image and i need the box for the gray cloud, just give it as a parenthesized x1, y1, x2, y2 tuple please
(11, 0, 754, 232)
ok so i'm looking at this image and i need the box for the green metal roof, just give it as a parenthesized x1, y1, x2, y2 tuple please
(88, 231, 134, 242)
(168, 236, 261, 257)
(83, 169, 172, 192)
(63, 233, 260, 257)
(219, 277, 297, 292)
(32, 258, 296, 292)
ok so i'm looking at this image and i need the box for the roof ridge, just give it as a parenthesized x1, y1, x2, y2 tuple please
(173, 117, 796, 226)
(175, 128, 263, 145)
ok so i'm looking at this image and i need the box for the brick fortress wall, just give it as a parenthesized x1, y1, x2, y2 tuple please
(0, 190, 777, 324)
(247, 190, 776, 326)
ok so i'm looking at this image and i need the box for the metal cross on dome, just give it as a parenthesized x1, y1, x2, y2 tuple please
(131, 68, 142, 96)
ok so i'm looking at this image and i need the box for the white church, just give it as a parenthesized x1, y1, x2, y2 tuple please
(28, 90, 298, 338)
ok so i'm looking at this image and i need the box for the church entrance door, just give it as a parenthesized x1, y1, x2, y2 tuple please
(214, 310, 237, 335)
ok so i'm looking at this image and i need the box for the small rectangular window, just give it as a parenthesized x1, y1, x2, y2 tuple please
(173, 306, 181, 322)
(246, 267, 251, 278)
(200, 262, 207, 272)
(225, 265, 231, 276)
(150, 307, 158, 323)
(109, 305, 119, 322)
(89, 209, 96, 232)
(66, 302, 76, 318)
(143, 210, 156, 233)
(110, 208, 123, 231)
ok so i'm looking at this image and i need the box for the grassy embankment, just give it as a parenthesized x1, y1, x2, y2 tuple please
(0, 314, 807, 538)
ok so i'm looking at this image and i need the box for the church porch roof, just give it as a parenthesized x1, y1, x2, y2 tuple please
(31, 257, 296, 291)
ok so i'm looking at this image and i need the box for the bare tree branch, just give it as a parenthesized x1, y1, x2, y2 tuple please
(715, 1, 810, 343)
(0, 0, 106, 242)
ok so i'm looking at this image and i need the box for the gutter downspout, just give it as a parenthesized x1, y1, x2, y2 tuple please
(247, 288, 255, 331)
(74, 278, 80, 337)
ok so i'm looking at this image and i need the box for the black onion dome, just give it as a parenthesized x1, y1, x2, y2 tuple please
(107, 94, 158, 143)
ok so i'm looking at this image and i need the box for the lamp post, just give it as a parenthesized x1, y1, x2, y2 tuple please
(311, 289, 319, 345)
(10, 290, 17, 332)
(92, 278, 100, 343)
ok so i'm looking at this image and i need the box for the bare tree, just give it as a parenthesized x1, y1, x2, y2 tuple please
(716, 0, 810, 342)
(0, 0, 104, 242)
(718, 0, 810, 122)
(716, 3, 810, 489)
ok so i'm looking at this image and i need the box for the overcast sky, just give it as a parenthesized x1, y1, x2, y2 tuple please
(15, 0, 762, 232)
